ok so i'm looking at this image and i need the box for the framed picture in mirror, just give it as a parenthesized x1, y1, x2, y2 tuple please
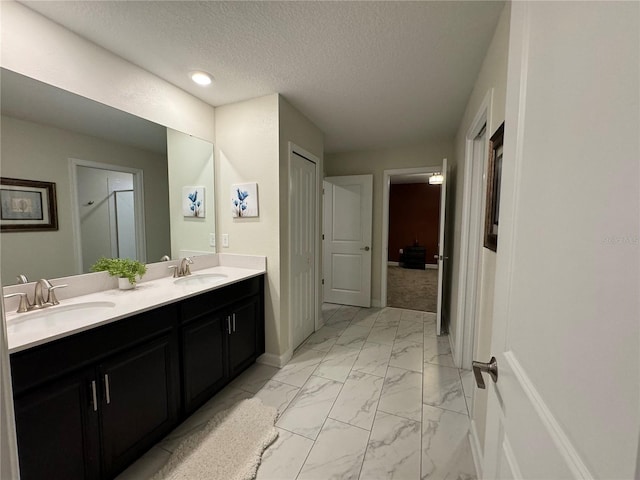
(0, 177, 58, 232)
(484, 122, 504, 252)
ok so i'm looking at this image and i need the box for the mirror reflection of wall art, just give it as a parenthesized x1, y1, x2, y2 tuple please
(183, 186, 205, 218)
(232, 183, 259, 218)
(0, 177, 58, 231)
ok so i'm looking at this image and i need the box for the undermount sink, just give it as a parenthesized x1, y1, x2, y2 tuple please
(6, 301, 117, 335)
(174, 273, 228, 286)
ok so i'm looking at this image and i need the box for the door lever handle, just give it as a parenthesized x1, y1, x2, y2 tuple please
(472, 357, 498, 389)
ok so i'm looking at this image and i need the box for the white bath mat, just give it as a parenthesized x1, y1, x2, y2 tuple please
(152, 397, 279, 480)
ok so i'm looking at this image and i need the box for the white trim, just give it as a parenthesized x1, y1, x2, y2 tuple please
(371, 299, 381, 308)
(287, 142, 320, 355)
(257, 350, 293, 368)
(0, 301, 20, 479)
(381, 166, 442, 307)
(69, 158, 147, 274)
(504, 352, 594, 479)
(469, 420, 484, 480)
(387, 261, 400, 267)
(454, 88, 493, 369)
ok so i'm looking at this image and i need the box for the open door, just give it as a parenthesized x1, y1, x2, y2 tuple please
(435, 158, 447, 335)
(323, 175, 373, 307)
(478, 3, 639, 479)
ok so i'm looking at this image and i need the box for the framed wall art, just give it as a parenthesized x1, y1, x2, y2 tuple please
(484, 122, 504, 252)
(232, 183, 258, 218)
(0, 177, 58, 232)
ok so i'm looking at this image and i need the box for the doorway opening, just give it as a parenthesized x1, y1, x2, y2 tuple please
(70, 159, 146, 274)
(454, 89, 492, 371)
(381, 165, 446, 331)
(386, 174, 441, 312)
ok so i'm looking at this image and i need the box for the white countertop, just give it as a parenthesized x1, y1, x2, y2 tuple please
(5, 265, 265, 354)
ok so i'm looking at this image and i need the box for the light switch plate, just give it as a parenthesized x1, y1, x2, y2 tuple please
(209, 233, 216, 247)
(222, 234, 229, 248)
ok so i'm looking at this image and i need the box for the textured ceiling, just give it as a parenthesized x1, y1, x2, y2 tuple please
(21, 1, 505, 154)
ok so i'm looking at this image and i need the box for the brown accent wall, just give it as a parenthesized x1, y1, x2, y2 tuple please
(388, 183, 441, 264)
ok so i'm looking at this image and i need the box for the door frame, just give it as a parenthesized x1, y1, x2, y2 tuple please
(287, 142, 321, 355)
(69, 158, 146, 274)
(454, 89, 493, 369)
(381, 166, 442, 308)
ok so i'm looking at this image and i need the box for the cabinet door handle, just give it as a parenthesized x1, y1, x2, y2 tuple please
(91, 380, 98, 412)
(104, 374, 111, 404)
(233, 313, 236, 332)
(227, 316, 231, 335)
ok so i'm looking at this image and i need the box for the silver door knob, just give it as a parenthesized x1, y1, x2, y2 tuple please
(472, 356, 498, 389)
(360, 246, 370, 251)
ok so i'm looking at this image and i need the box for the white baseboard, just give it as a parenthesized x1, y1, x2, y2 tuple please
(469, 419, 484, 479)
(387, 261, 400, 267)
(448, 333, 459, 368)
(257, 349, 292, 368)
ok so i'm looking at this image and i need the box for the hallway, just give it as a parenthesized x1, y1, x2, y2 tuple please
(120, 304, 475, 479)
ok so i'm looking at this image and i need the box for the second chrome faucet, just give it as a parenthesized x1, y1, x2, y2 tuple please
(169, 257, 193, 278)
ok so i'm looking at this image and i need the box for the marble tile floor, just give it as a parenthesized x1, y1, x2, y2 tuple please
(118, 304, 476, 480)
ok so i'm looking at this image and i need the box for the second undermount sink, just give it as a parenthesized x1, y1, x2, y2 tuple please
(6, 301, 117, 335)
(174, 273, 228, 287)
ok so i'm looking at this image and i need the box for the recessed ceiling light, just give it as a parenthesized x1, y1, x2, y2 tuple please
(190, 71, 212, 86)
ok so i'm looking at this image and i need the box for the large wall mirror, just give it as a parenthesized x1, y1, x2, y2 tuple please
(0, 68, 216, 285)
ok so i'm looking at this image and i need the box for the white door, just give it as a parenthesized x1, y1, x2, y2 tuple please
(323, 175, 373, 307)
(290, 151, 316, 348)
(435, 158, 447, 335)
(480, 3, 639, 479)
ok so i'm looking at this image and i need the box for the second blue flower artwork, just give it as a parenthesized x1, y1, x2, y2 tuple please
(183, 186, 205, 218)
(231, 182, 258, 218)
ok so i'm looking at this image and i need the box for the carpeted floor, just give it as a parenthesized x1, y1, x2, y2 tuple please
(387, 265, 438, 312)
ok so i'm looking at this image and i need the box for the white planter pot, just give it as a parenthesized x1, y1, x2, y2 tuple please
(118, 277, 135, 290)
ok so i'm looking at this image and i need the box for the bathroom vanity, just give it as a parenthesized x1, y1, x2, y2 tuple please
(6, 260, 265, 480)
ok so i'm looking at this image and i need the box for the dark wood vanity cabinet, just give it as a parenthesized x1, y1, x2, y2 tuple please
(13, 367, 101, 480)
(11, 305, 180, 480)
(10, 275, 265, 479)
(181, 275, 265, 414)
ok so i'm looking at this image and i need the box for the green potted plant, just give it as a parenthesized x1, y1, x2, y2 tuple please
(91, 257, 147, 290)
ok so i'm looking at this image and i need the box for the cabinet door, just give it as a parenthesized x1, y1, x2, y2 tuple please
(13, 369, 100, 480)
(182, 312, 228, 414)
(98, 335, 178, 477)
(228, 296, 259, 377)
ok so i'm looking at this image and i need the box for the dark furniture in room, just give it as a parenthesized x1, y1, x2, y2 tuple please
(400, 245, 427, 270)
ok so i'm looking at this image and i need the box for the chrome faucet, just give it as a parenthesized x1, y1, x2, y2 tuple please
(3, 279, 67, 313)
(179, 257, 193, 277)
(168, 257, 193, 278)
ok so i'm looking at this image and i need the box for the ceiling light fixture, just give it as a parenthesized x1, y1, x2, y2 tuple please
(429, 173, 444, 185)
(190, 71, 212, 86)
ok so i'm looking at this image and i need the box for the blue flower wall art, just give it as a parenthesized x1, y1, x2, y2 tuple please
(182, 186, 205, 217)
(231, 182, 259, 218)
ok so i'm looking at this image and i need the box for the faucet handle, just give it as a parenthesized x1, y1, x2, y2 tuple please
(168, 265, 179, 278)
(47, 284, 67, 305)
(16, 274, 29, 284)
(3, 292, 31, 313)
(184, 257, 193, 276)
